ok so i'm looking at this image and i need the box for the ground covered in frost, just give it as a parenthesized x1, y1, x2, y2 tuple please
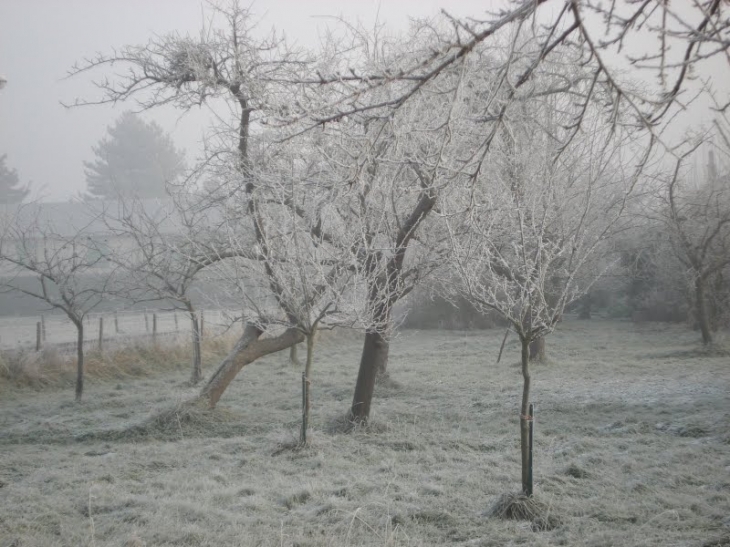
(0, 318, 728, 546)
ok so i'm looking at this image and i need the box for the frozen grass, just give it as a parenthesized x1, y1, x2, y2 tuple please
(0, 319, 728, 546)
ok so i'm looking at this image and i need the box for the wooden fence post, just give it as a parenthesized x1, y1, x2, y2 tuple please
(114, 311, 119, 334)
(144, 311, 149, 333)
(174, 311, 179, 332)
(36, 322, 42, 352)
(41, 314, 46, 342)
(153, 313, 158, 344)
(98, 316, 104, 352)
(200, 311, 204, 340)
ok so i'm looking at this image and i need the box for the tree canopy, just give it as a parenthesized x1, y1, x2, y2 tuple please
(84, 111, 185, 200)
(0, 154, 30, 204)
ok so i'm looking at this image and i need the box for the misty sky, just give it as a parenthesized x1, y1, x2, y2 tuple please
(0, 0, 490, 202)
(1, 1, 727, 202)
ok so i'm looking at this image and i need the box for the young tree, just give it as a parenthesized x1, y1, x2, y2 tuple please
(443, 97, 641, 495)
(97, 196, 240, 384)
(84, 111, 185, 200)
(0, 155, 30, 204)
(194, 131, 371, 413)
(223, 148, 366, 443)
(0, 203, 112, 400)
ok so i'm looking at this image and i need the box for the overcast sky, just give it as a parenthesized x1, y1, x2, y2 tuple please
(1, 1, 727, 202)
(0, 0, 491, 202)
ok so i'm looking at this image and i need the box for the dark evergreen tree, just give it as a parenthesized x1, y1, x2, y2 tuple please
(0, 155, 30, 204)
(84, 111, 185, 200)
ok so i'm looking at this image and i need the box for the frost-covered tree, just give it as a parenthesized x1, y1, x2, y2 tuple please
(297, 1, 729, 150)
(442, 89, 642, 495)
(97, 195, 239, 384)
(0, 203, 112, 401)
(84, 112, 185, 200)
(67, 2, 323, 408)
(0, 155, 30, 204)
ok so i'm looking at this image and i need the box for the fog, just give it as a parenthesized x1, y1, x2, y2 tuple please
(0, 0, 490, 202)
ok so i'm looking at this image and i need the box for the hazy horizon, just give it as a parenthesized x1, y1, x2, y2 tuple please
(0, 0, 491, 203)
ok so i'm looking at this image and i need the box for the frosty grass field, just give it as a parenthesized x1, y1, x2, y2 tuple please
(0, 318, 728, 546)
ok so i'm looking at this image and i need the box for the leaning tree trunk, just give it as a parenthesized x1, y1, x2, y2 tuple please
(520, 338, 532, 496)
(74, 320, 85, 402)
(290, 343, 301, 366)
(348, 330, 390, 424)
(190, 311, 202, 385)
(695, 277, 713, 346)
(199, 324, 304, 408)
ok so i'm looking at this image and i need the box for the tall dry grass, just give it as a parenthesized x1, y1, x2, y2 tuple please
(0, 333, 236, 390)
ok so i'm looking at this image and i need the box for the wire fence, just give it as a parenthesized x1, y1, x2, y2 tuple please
(0, 309, 244, 353)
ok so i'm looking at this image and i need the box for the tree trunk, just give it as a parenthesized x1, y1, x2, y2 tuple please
(376, 344, 390, 377)
(190, 311, 202, 385)
(290, 343, 301, 366)
(348, 330, 390, 424)
(578, 293, 592, 319)
(375, 309, 391, 378)
(75, 320, 84, 402)
(529, 336, 546, 362)
(300, 332, 316, 444)
(520, 338, 532, 496)
(695, 277, 713, 346)
(199, 324, 303, 408)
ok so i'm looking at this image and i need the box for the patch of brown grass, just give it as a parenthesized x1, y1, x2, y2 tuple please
(0, 334, 236, 391)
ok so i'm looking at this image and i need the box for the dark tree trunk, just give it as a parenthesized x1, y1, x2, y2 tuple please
(375, 342, 390, 377)
(75, 320, 84, 401)
(348, 330, 390, 424)
(695, 277, 713, 346)
(300, 332, 316, 444)
(520, 338, 532, 496)
(373, 308, 391, 378)
(190, 311, 202, 385)
(529, 336, 546, 362)
(578, 293, 592, 319)
(199, 324, 303, 408)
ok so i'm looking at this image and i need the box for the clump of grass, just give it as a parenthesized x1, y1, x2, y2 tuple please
(564, 463, 590, 479)
(280, 489, 312, 509)
(486, 493, 561, 531)
(325, 413, 390, 435)
(0, 347, 67, 388)
(410, 509, 457, 528)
